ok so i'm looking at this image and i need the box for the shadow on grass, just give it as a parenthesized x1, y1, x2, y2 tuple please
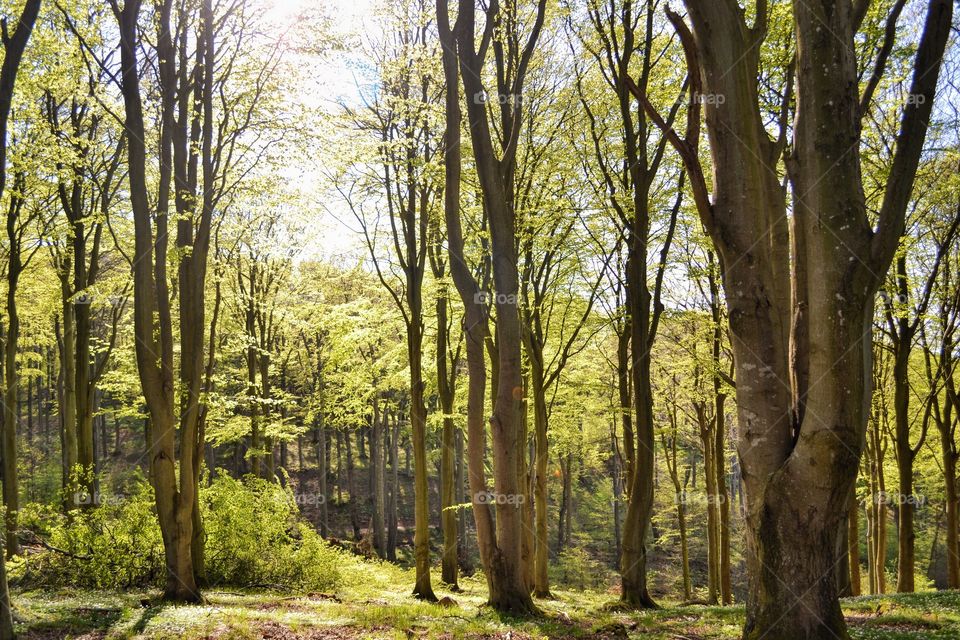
(130, 602, 165, 635)
(18, 604, 124, 639)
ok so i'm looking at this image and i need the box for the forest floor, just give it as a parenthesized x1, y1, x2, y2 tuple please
(11, 564, 960, 640)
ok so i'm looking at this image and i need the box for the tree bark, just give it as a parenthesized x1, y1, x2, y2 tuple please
(642, 0, 952, 636)
(848, 496, 861, 596)
(370, 398, 385, 556)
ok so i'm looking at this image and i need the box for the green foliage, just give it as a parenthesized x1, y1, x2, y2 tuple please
(201, 473, 344, 592)
(549, 547, 613, 591)
(14, 477, 164, 590)
(14, 473, 346, 593)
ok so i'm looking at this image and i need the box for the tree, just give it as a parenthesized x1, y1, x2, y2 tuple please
(111, 0, 217, 601)
(42, 72, 126, 508)
(635, 0, 952, 636)
(570, 0, 687, 605)
(427, 217, 463, 588)
(449, 0, 547, 614)
(0, 0, 42, 564)
(881, 164, 960, 593)
(339, 1, 441, 596)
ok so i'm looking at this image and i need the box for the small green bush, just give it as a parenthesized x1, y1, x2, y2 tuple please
(549, 547, 613, 590)
(15, 474, 164, 589)
(202, 472, 343, 591)
(14, 470, 345, 593)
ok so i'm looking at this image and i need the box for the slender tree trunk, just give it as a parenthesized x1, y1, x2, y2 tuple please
(58, 280, 78, 509)
(370, 398, 385, 556)
(848, 496, 861, 596)
(893, 336, 916, 592)
(336, 430, 343, 504)
(316, 421, 328, 537)
(434, 287, 459, 587)
(617, 329, 633, 489)
(611, 426, 623, 563)
(408, 313, 436, 599)
(531, 361, 550, 597)
(345, 429, 359, 540)
(386, 412, 399, 561)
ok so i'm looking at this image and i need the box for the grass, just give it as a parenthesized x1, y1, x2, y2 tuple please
(10, 570, 960, 639)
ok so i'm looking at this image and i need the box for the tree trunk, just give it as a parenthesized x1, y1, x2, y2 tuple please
(531, 360, 550, 597)
(408, 314, 436, 600)
(945, 447, 959, 588)
(893, 335, 916, 592)
(848, 495, 861, 596)
(386, 411, 399, 561)
(677, 496, 691, 601)
(434, 286, 459, 587)
(370, 398, 385, 556)
(316, 422, 328, 537)
(611, 426, 623, 563)
(443, 0, 542, 615)
(644, 1, 952, 636)
(58, 279, 79, 510)
(345, 429, 359, 540)
(698, 408, 719, 604)
(2, 215, 23, 557)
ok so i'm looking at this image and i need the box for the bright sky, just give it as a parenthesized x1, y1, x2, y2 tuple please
(255, 0, 381, 264)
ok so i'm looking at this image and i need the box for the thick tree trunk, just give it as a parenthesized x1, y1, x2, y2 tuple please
(651, 1, 952, 637)
(447, 0, 543, 615)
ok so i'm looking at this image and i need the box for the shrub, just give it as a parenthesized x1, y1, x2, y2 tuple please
(14, 474, 164, 589)
(14, 470, 345, 593)
(549, 547, 612, 591)
(202, 472, 343, 591)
